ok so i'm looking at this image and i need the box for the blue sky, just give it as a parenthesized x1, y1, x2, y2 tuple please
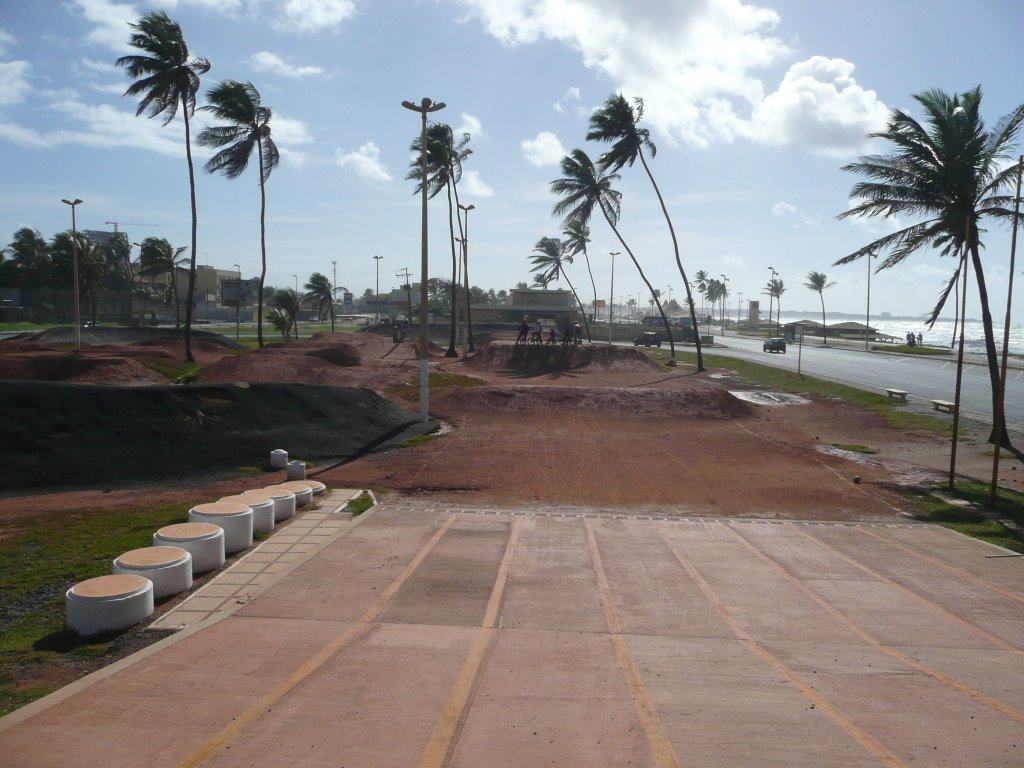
(2, 0, 1023, 321)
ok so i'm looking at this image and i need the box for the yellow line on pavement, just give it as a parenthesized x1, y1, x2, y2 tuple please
(178, 513, 457, 768)
(585, 519, 681, 768)
(417, 517, 521, 768)
(657, 527, 908, 768)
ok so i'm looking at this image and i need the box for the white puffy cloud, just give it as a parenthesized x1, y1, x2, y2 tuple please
(248, 51, 325, 78)
(553, 86, 582, 114)
(456, 0, 886, 154)
(455, 113, 483, 138)
(270, 114, 314, 145)
(0, 61, 31, 107)
(71, 0, 139, 52)
(771, 201, 797, 217)
(520, 131, 565, 167)
(460, 170, 494, 197)
(335, 142, 392, 181)
(771, 200, 818, 227)
(0, 28, 15, 56)
(274, 0, 358, 33)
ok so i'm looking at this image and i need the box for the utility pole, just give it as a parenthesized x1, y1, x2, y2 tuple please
(373, 254, 383, 323)
(396, 268, 413, 324)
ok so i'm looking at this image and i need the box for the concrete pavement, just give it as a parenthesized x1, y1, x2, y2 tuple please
(2, 497, 1022, 767)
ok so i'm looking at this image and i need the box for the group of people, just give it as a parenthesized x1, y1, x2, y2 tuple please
(516, 318, 583, 346)
(905, 331, 923, 347)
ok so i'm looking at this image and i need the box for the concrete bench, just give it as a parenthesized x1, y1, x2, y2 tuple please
(189, 501, 253, 554)
(885, 388, 909, 402)
(66, 574, 154, 636)
(113, 546, 192, 599)
(932, 399, 956, 413)
(259, 486, 297, 522)
(222, 493, 275, 534)
(153, 522, 225, 574)
(278, 481, 314, 508)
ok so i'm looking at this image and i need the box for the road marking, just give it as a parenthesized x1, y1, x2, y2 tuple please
(726, 524, 1024, 723)
(178, 513, 457, 768)
(417, 517, 521, 768)
(656, 527, 909, 768)
(585, 519, 681, 768)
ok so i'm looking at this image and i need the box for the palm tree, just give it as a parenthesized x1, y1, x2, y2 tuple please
(197, 80, 279, 349)
(835, 87, 1024, 451)
(804, 271, 836, 345)
(406, 123, 472, 357)
(562, 217, 597, 340)
(529, 236, 592, 341)
(5, 228, 50, 288)
(267, 306, 292, 341)
(117, 12, 208, 360)
(270, 288, 301, 340)
(587, 93, 702, 370)
(138, 237, 188, 327)
(304, 272, 335, 331)
(765, 277, 785, 334)
(550, 149, 676, 359)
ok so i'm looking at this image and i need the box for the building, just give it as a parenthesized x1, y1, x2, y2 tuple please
(470, 287, 581, 327)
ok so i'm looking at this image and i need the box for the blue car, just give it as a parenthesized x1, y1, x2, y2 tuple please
(763, 337, 787, 353)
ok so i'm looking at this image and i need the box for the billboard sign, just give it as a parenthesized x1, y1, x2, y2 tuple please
(221, 278, 260, 306)
(343, 291, 353, 305)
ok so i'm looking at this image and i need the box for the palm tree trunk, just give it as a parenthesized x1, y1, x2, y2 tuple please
(170, 267, 181, 328)
(600, 208, 675, 358)
(562, 271, 591, 342)
(582, 247, 597, 342)
(444, 182, 458, 357)
(181, 101, 198, 363)
(819, 292, 827, 345)
(257, 138, 268, 349)
(638, 151, 702, 371)
(450, 174, 473, 352)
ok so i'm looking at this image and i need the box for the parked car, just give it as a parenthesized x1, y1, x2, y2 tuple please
(763, 337, 787, 353)
(633, 332, 662, 348)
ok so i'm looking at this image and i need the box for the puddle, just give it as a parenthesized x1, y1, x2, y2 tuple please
(729, 390, 809, 406)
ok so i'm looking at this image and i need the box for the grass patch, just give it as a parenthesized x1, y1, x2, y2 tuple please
(389, 371, 487, 402)
(911, 482, 1024, 553)
(140, 357, 206, 383)
(398, 433, 439, 448)
(831, 444, 879, 454)
(872, 344, 950, 356)
(347, 492, 375, 516)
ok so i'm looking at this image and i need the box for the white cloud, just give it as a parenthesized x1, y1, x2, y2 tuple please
(520, 131, 565, 167)
(455, 113, 482, 138)
(248, 51, 325, 78)
(71, 0, 139, 52)
(720, 254, 746, 269)
(457, 1, 886, 154)
(771, 200, 818, 227)
(271, 114, 314, 146)
(274, 0, 358, 33)
(335, 142, 392, 181)
(553, 86, 581, 114)
(78, 57, 118, 73)
(771, 201, 797, 217)
(0, 121, 51, 148)
(0, 28, 15, 56)
(0, 61, 31, 107)
(460, 170, 494, 197)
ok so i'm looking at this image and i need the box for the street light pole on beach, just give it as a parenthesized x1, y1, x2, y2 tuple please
(373, 254, 383, 324)
(402, 96, 446, 423)
(61, 198, 83, 350)
(233, 263, 241, 340)
(608, 251, 620, 344)
(458, 203, 475, 352)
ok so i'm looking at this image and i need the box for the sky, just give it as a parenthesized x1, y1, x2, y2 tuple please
(2, 0, 1024, 322)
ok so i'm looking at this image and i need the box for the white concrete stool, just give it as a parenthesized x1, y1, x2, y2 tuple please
(303, 480, 327, 496)
(269, 448, 288, 469)
(66, 574, 154, 637)
(189, 501, 253, 554)
(278, 481, 314, 508)
(261, 485, 297, 521)
(153, 523, 225, 574)
(286, 460, 306, 480)
(222, 493, 274, 534)
(113, 546, 192, 599)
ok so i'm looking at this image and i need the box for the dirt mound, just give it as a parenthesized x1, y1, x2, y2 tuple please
(306, 345, 361, 367)
(0, 351, 167, 384)
(0, 380, 428, 490)
(433, 384, 752, 419)
(465, 339, 661, 372)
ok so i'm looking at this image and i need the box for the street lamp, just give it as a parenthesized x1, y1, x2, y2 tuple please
(608, 251, 620, 344)
(767, 266, 777, 336)
(458, 203, 475, 352)
(232, 264, 241, 339)
(402, 96, 447, 423)
(719, 274, 729, 336)
(864, 253, 873, 351)
(61, 198, 83, 350)
(736, 292, 743, 332)
(373, 254, 383, 324)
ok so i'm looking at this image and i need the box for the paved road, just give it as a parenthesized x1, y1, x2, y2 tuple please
(3, 498, 1022, 767)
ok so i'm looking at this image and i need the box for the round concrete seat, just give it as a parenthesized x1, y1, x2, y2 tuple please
(221, 494, 273, 534)
(269, 449, 288, 469)
(153, 523, 225, 574)
(303, 480, 327, 496)
(66, 574, 154, 637)
(286, 460, 306, 480)
(261, 485, 297, 521)
(277, 481, 314, 507)
(189, 501, 253, 554)
(113, 546, 192, 599)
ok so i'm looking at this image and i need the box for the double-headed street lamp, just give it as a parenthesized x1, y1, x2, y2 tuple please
(458, 203, 475, 352)
(402, 96, 446, 423)
(61, 198, 83, 350)
(373, 254, 383, 324)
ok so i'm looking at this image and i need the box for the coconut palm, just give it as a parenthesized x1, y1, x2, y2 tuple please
(529, 236, 592, 341)
(197, 80, 279, 349)
(304, 272, 335, 331)
(550, 149, 675, 359)
(267, 307, 292, 341)
(117, 10, 209, 362)
(766, 277, 785, 332)
(270, 288, 300, 341)
(5, 228, 50, 288)
(835, 86, 1024, 450)
(804, 271, 836, 345)
(587, 93, 702, 370)
(562, 217, 597, 340)
(138, 237, 188, 328)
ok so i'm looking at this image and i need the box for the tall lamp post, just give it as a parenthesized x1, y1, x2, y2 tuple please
(864, 253, 873, 351)
(233, 263, 241, 340)
(608, 251, 620, 344)
(373, 254, 383, 324)
(719, 274, 729, 335)
(61, 198, 83, 350)
(402, 97, 446, 423)
(458, 203, 475, 352)
(736, 292, 743, 331)
(766, 266, 778, 336)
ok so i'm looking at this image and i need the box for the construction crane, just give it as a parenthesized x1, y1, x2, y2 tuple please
(105, 221, 157, 232)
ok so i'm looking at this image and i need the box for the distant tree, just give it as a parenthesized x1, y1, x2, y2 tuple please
(117, 10, 209, 362)
(270, 288, 300, 340)
(362, 287, 374, 299)
(515, 282, 529, 290)
(4, 228, 50, 288)
(138, 237, 188, 328)
(530, 236, 591, 340)
(304, 272, 335, 331)
(562, 217, 598, 332)
(804, 271, 836, 345)
(267, 306, 291, 341)
(766, 277, 785, 331)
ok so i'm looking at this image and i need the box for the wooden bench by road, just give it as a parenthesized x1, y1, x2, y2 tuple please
(885, 388, 909, 402)
(931, 399, 956, 413)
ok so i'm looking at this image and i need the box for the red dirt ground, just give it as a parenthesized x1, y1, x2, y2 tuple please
(0, 330, 1016, 528)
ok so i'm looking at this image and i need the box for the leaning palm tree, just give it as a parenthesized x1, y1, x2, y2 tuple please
(304, 272, 335, 331)
(138, 237, 187, 328)
(587, 93, 702, 370)
(270, 288, 300, 341)
(766, 277, 785, 332)
(117, 10, 209, 363)
(197, 80, 279, 349)
(835, 86, 1024, 452)
(562, 217, 597, 341)
(529, 236, 592, 341)
(804, 271, 836, 345)
(550, 149, 676, 360)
